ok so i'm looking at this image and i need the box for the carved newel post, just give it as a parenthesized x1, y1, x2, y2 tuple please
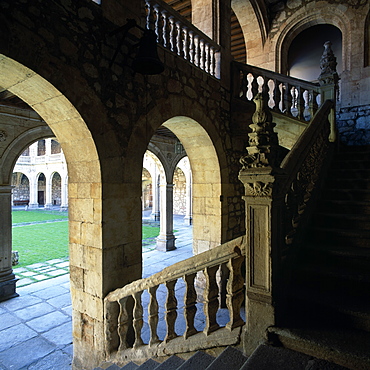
(318, 41, 339, 142)
(238, 93, 286, 354)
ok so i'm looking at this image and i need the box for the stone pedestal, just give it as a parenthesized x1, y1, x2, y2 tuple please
(156, 183, 176, 251)
(0, 185, 18, 301)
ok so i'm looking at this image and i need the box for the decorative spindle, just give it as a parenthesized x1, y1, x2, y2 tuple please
(164, 279, 178, 342)
(203, 265, 220, 335)
(162, 10, 169, 49)
(226, 256, 245, 330)
(183, 273, 198, 339)
(148, 286, 160, 346)
(176, 21, 182, 56)
(183, 27, 188, 60)
(239, 93, 280, 171)
(118, 296, 131, 351)
(194, 35, 200, 67)
(132, 292, 144, 347)
(188, 31, 194, 64)
(169, 16, 175, 53)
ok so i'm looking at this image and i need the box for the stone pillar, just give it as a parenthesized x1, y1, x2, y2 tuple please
(29, 141, 37, 164)
(238, 93, 286, 354)
(156, 183, 176, 251)
(318, 41, 339, 143)
(44, 174, 53, 209)
(60, 175, 68, 211)
(184, 170, 192, 225)
(28, 175, 39, 209)
(0, 185, 18, 302)
(45, 138, 52, 157)
(151, 170, 160, 221)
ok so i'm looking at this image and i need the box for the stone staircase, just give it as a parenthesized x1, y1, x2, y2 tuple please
(272, 144, 370, 369)
(93, 345, 348, 370)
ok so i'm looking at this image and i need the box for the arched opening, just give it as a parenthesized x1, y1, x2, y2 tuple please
(287, 24, 342, 81)
(11, 172, 29, 206)
(51, 172, 62, 206)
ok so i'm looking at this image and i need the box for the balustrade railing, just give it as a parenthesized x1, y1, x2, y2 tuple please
(233, 62, 322, 122)
(144, 0, 221, 78)
(104, 236, 245, 360)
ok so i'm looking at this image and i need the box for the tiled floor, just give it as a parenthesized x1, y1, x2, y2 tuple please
(0, 215, 193, 370)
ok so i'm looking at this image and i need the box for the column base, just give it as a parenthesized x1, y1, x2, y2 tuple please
(0, 277, 19, 302)
(28, 203, 39, 209)
(44, 203, 53, 209)
(156, 234, 176, 251)
(60, 206, 68, 211)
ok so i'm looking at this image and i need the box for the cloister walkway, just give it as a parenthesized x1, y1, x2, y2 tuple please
(0, 215, 193, 370)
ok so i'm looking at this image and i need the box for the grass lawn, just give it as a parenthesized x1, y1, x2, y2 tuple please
(12, 209, 160, 267)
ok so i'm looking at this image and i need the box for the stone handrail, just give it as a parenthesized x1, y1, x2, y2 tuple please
(104, 236, 246, 358)
(232, 61, 322, 122)
(280, 99, 335, 247)
(144, 0, 221, 78)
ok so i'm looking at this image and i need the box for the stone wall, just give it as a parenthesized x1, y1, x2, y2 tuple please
(173, 167, 186, 215)
(337, 104, 370, 145)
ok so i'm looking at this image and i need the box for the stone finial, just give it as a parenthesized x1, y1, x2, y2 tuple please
(318, 41, 339, 86)
(239, 93, 279, 170)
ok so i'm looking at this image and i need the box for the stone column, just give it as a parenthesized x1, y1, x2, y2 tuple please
(184, 170, 192, 225)
(0, 185, 18, 302)
(151, 170, 160, 221)
(44, 174, 53, 209)
(29, 141, 37, 164)
(60, 175, 68, 211)
(45, 138, 52, 157)
(156, 183, 176, 251)
(28, 174, 39, 209)
(238, 93, 286, 354)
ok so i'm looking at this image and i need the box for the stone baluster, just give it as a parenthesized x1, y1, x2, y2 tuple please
(104, 300, 120, 353)
(194, 35, 200, 67)
(297, 87, 306, 120)
(199, 39, 205, 70)
(204, 43, 210, 74)
(148, 286, 160, 346)
(161, 10, 169, 49)
(283, 83, 292, 116)
(251, 74, 259, 100)
(132, 292, 144, 347)
(182, 27, 188, 60)
(118, 296, 132, 350)
(273, 79, 282, 113)
(145, 0, 155, 30)
(188, 31, 194, 64)
(169, 16, 176, 53)
(241, 71, 248, 99)
(164, 279, 178, 342)
(209, 46, 216, 77)
(226, 255, 245, 330)
(176, 21, 182, 56)
(310, 90, 320, 118)
(153, 5, 161, 43)
(203, 265, 220, 335)
(183, 273, 198, 339)
(302, 89, 311, 121)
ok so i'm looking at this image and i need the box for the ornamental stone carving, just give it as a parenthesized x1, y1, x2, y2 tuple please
(318, 41, 339, 86)
(245, 181, 273, 197)
(239, 93, 279, 171)
(0, 130, 7, 142)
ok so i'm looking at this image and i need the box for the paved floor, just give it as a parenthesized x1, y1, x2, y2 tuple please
(0, 215, 193, 370)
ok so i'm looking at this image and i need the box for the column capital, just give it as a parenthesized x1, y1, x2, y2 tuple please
(0, 185, 13, 194)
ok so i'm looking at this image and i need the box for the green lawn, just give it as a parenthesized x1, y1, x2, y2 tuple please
(12, 209, 160, 267)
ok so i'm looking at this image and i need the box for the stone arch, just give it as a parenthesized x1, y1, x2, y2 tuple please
(274, 8, 350, 75)
(126, 96, 228, 255)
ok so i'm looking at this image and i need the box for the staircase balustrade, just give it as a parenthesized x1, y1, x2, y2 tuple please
(144, 0, 221, 78)
(104, 236, 246, 362)
(233, 62, 321, 122)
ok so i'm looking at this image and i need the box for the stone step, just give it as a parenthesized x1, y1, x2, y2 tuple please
(309, 226, 370, 248)
(177, 351, 214, 370)
(327, 168, 370, 180)
(316, 199, 370, 214)
(121, 362, 139, 370)
(312, 212, 370, 230)
(268, 327, 370, 370)
(136, 359, 160, 370)
(321, 188, 370, 202)
(205, 346, 248, 370)
(153, 356, 185, 369)
(240, 343, 348, 370)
